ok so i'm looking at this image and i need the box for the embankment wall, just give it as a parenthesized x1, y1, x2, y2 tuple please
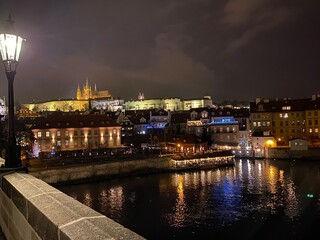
(30, 157, 172, 185)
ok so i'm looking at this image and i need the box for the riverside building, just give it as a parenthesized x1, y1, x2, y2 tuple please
(29, 112, 122, 157)
(250, 94, 320, 146)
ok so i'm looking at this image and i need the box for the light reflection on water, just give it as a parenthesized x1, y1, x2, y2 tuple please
(58, 159, 320, 240)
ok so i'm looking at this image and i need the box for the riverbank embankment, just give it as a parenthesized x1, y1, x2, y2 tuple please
(27, 151, 235, 185)
(29, 155, 172, 185)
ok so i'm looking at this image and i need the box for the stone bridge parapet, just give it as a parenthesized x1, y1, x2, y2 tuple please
(0, 172, 145, 240)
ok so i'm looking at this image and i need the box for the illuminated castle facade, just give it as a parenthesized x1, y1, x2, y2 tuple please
(22, 79, 123, 112)
(76, 78, 111, 100)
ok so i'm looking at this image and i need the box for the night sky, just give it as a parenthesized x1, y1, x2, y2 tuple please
(0, 0, 319, 104)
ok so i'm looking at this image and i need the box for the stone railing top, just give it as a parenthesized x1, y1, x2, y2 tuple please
(0, 172, 145, 240)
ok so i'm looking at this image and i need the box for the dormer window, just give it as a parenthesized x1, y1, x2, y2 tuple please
(201, 111, 208, 118)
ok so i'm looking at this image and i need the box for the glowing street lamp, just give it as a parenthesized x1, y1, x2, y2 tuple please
(0, 15, 25, 168)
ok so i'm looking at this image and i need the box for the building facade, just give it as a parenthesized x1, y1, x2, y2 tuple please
(250, 95, 320, 146)
(30, 113, 122, 156)
(125, 94, 214, 111)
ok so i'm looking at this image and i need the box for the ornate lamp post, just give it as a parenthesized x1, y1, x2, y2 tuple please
(0, 15, 25, 168)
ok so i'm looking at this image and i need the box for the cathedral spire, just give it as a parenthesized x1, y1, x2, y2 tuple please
(76, 83, 81, 100)
(86, 77, 89, 88)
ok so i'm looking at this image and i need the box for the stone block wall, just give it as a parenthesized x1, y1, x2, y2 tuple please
(0, 172, 145, 240)
(30, 157, 171, 185)
(266, 147, 320, 160)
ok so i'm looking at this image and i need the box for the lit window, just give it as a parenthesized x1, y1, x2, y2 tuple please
(113, 128, 117, 134)
(201, 112, 208, 118)
(284, 113, 288, 118)
(37, 132, 42, 137)
(279, 113, 283, 118)
(309, 129, 312, 133)
(282, 106, 291, 110)
(65, 140, 69, 146)
(65, 130, 69, 136)
(57, 131, 61, 137)
(45, 131, 50, 137)
(257, 122, 261, 127)
(253, 122, 257, 127)
(315, 128, 319, 133)
(57, 141, 61, 146)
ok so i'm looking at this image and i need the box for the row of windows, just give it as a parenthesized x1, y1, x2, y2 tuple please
(252, 111, 320, 119)
(37, 128, 119, 138)
(273, 128, 320, 134)
(190, 111, 233, 119)
(253, 121, 271, 127)
(253, 119, 319, 128)
(213, 127, 237, 133)
(44, 120, 112, 127)
(273, 129, 306, 134)
(307, 111, 319, 116)
(55, 139, 119, 146)
(251, 114, 270, 119)
(215, 135, 237, 141)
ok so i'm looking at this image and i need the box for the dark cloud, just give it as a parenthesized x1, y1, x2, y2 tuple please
(0, 0, 319, 104)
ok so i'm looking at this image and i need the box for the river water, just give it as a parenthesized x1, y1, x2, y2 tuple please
(58, 159, 320, 240)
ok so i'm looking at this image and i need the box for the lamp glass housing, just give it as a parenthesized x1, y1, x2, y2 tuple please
(0, 33, 24, 62)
